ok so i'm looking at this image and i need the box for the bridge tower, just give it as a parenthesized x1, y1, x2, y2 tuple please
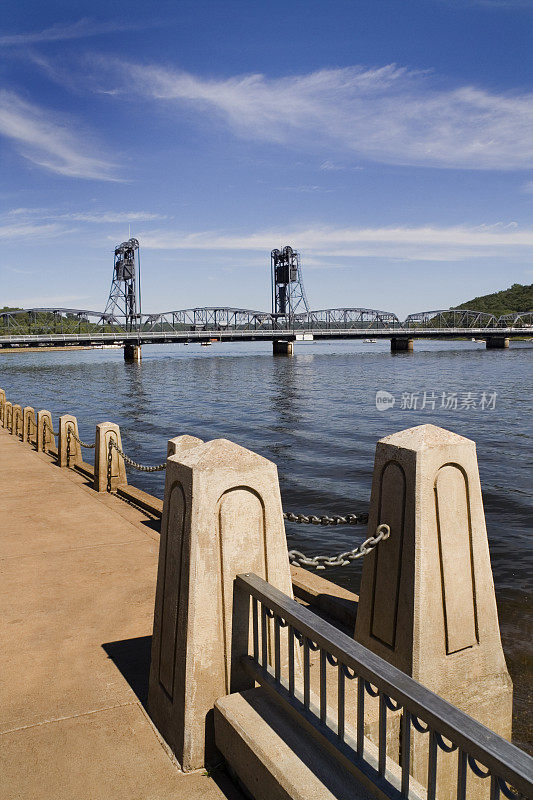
(271, 246, 309, 355)
(105, 238, 142, 360)
(271, 246, 309, 319)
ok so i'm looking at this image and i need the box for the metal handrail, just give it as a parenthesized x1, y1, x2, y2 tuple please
(236, 573, 532, 799)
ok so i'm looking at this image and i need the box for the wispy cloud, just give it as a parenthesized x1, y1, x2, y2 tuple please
(0, 91, 121, 180)
(101, 60, 533, 170)
(136, 222, 533, 262)
(0, 17, 144, 46)
(7, 208, 163, 223)
(0, 221, 66, 240)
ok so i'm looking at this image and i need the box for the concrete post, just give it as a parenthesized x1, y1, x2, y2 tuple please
(148, 437, 294, 771)
(37, 410, 56, 453)
(4, 401, 12, 430)
(94, 422, 127, 492)
(0, 389, 5, 426)
(124, 343, 142, 361)
(273, 339, 294, 355)
(486, 336, 510, 349)
(58, 415, 82, 468)
(22, 407, 36, 444)
(354, 423, 512, 799)
(167, 434, 203, 458)
(390, 336, 414, 352)
(12, 404, 22, 437)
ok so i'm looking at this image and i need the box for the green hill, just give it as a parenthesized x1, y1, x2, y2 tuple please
(453, 282, 533, 317)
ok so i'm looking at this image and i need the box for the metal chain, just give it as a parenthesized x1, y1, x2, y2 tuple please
(67, 429, 96, 449)
(43, 419, 58, 437)
(284, 511, 368, 526)
(108, 439, 166, 472)
(287, 523, 390, 570)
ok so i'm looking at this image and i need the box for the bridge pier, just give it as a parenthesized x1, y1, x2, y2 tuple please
(486, 336, 509, 349)
(272, 339, 294, 356)
(124, 343, 142, 361)
(390, 336, 413, 352)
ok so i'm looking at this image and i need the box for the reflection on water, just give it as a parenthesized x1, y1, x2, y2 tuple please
(1, 338, 531, 751)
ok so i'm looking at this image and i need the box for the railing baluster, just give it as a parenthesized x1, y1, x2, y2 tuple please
(274, 616, 281, 682)
(357, 675, 365, 758)
(252, 597, 258, 662)
(378, 693, 387, 776)
(261, 604, 268, 668)
(320, 649, 327, 724)
(303, 637, 310, 710)
(490, 775, 500, 800)
(401, 710, 411, 796)
(427, 729, 438, 800)
(288, 625, 295, 696)
(337, 665, 345, 742)
(457, 749, 467, 800)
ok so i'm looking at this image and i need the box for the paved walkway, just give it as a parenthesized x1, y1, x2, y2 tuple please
(0, 429, 243, 800)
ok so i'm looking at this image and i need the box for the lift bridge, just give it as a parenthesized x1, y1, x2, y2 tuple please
(0, 240, 531, 358)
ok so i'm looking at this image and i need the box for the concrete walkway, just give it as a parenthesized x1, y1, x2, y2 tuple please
(0, 429, 243, 800)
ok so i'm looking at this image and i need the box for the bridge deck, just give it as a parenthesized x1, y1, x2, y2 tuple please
(0, 430, 242, 800)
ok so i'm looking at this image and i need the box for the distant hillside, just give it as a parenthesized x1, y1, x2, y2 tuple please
(453, 282, 533, 317)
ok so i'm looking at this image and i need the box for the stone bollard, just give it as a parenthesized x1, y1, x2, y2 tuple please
(148, 438, 294, 771)
(37, 410, 56, 453)
(0, 389, 5, 425)
(94, 422, 127, 492)
(354, 424, 512, 800)
(58, 415, 82, 468)
(22, 407, 36, 444)
(12, 404, 22, 437)
(4, 401, 12, 430)
(167, 434, 203, 458)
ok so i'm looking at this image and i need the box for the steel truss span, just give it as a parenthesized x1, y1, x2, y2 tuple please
(0, 305, 531, 345)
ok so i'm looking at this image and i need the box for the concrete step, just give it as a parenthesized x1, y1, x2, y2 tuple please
(214, 688, 375, 800)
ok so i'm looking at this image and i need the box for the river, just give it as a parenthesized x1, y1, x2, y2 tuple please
(1, 338, 531, 752)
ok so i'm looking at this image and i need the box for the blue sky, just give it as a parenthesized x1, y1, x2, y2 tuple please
(1, 0, 532, 318)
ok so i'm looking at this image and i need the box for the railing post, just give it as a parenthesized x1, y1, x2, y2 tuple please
(58, 415, 82, 467)
(94, 422, 127, 492)
(147, 437, 294, 771)
(0, 389, 5, 426)
(354, 423, 512, 799)
(22, 407, 35, 444)
(4, 401, 12, 430)
(12, 404, 22, 437)
(37, 410, 55, 453)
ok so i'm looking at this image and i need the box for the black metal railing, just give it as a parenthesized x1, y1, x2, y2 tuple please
(236, 573, 533, 800)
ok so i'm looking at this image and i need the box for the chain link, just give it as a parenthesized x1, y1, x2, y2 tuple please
(288, 523, 390, 570)
(284, 511, 368, 526)
(108, 439, 166, 472)
(43, 419, 58, 437)
(67, 429, 96, 449)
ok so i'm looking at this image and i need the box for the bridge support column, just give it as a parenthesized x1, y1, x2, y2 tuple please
(272, 339, 294, 356)
(390, 336, 413, 352)
(94, 422, 127, 492)
(486, 336, 509, 349)
(148, 437, 295, 771)
(355, 424, 512, 800)
(59, 415, 82, 468)
(124, 343, 142, 361)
